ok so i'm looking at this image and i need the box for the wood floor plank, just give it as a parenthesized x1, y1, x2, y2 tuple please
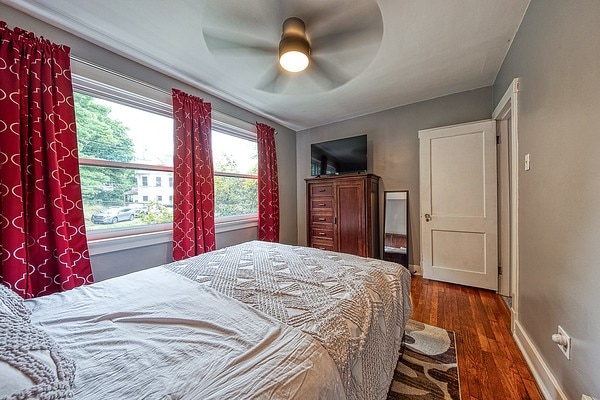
(410, 275, 543, 399)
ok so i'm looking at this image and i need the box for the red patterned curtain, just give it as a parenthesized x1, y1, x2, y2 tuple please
(0, 22, 93, 298)
(172, 89, 216, 260)
(256, 123, 280, 242)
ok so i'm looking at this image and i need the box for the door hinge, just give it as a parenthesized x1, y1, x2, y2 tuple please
(496, 135, 501, 144)
(498, 265, 502, 275)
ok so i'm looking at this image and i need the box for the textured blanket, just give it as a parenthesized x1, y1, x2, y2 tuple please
(166, 241, 412, 400)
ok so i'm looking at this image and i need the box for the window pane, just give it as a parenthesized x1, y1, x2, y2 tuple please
(81, 165, 173, 231)
(75, 92, 173, 167)
(214, 176, 258, 218)
(212, 130, 257, 175)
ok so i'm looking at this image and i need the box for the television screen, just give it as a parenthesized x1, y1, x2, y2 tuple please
(310, 135, 367, 176)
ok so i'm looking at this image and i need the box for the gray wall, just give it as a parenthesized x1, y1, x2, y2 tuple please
(91, 227, 258, 281)
(494, 1, 600, 398)
(1, 4, 298, 280)
(296, 87, 493, 266)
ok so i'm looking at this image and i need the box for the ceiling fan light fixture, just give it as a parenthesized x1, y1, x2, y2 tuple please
(279, 44, 310, 72)
(279, 17, 310, 73)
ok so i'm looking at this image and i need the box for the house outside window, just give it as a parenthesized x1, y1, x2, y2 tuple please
(141, 176, 148, 187)
(156, 176, 162, 187)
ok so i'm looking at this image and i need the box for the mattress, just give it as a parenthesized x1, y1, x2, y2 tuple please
(26, 241, 412, 400)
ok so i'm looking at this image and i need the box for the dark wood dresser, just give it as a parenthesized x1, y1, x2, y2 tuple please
(306, 174, 380, 258)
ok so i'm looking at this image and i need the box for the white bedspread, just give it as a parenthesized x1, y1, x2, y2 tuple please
(26, 268, 345, 400)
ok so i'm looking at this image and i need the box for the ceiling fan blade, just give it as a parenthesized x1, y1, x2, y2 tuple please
(256, 64, 291, 93)
(308, 56, 351, 90)
(292, 2, 353, 29)
(309, 4, 383, 55)
(311, 23, 381, 55)
(203, 29, 277, 56)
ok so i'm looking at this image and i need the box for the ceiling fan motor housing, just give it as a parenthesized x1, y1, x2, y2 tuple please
(279, 17, 311, 59)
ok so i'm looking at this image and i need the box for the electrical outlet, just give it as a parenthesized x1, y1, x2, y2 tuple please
(551, 325, 571, 359)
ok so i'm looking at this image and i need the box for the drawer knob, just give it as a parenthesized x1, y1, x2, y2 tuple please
(318, 218, 325, 221)
(319, 189, 326, 192)
(318, 203, 326, 206)
(318, 232, 326, 236)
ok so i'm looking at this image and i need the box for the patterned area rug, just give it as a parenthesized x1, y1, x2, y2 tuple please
(387, 320, 460, 399)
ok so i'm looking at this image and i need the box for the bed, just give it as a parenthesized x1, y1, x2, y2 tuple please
(1, 241, 412, 400)
(383, 233, 408, 267)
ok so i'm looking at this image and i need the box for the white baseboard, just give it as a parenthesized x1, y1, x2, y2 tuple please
(410, 264, 422, 275)
(514, 320, 568, 400)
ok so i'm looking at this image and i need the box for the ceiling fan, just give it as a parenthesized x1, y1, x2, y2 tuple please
(202, 1, 383, 94)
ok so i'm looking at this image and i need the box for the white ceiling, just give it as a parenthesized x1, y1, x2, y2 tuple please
(8, 0, 530, 131)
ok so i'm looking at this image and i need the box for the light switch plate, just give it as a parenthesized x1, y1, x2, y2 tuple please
(524, 153, 530, 171)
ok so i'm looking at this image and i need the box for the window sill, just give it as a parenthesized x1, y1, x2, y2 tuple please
(88, 230, 172, 256)
(87, 217, 258, 256)
(215, 216, 258, 233)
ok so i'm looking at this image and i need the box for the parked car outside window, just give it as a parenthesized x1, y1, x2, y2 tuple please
(91, 207, 135, 224)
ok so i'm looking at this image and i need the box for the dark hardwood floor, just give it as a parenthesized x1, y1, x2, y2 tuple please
(410, 275, 543, 400)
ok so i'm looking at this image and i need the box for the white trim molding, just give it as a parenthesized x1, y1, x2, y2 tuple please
(410, 264, 422, 275)
(88, 218, 258, 256)
(88, 230, 172, 256)
(514, 321, 568, 400)
(492, 78, 520, 333)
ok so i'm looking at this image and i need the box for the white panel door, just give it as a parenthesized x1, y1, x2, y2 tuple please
(419, 120, 498, 290)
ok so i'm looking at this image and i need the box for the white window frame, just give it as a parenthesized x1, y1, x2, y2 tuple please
(73, 75, 174, 241)
(212, 119, 259, 222)
(71, 61, 258, 254)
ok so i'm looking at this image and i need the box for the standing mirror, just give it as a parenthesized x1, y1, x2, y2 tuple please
(383, 191, 409, 268)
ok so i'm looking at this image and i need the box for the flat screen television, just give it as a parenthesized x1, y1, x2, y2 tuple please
(310, 134, 367, 176)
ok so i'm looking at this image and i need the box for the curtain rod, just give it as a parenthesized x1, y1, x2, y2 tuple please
(70, 55, 275, 132)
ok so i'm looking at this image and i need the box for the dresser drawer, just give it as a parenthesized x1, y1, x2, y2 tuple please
(311, 228, 333, 240)
(311, 198, 333, 210)
(310, 184, 333, 197)
(311, 240, 334, 252)
(311, 214, 334, 224)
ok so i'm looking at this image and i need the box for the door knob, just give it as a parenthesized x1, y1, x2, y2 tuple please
(425, 213, 432, 222)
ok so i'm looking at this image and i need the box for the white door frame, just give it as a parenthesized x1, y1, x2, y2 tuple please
(492, 78, 520, 333)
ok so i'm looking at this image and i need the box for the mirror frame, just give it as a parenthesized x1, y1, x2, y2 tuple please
(382, 190, 409, 268)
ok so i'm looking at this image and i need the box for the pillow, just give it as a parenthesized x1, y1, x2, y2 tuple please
(0, 300, 76, 399)
(0, 284, 31, 322)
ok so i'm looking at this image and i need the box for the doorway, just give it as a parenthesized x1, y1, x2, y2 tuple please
(492, 78, 520, 332)
(418, 79, 520, 330)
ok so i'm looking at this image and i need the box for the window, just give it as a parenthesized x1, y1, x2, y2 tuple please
(212, 129, 258, 220)
(73, 72, 259, 243)
(74, 90, 174, 239)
